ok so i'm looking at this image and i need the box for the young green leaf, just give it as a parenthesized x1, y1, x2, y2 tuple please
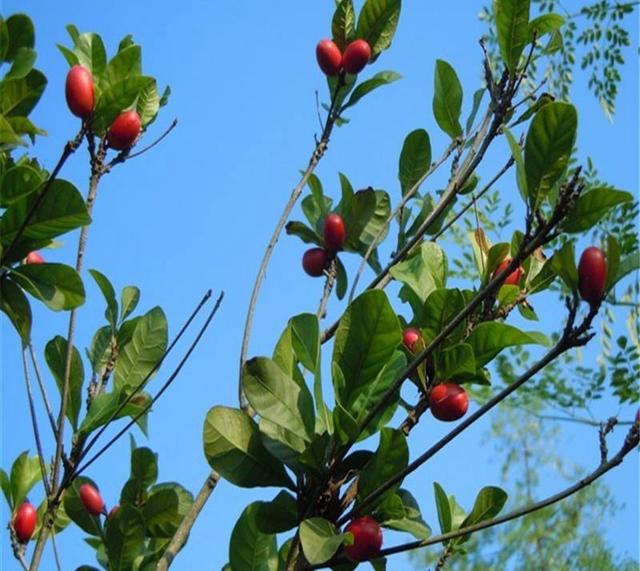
(341, 71, 402, 111)
(255, 491, 298, 534)
(89, 269, 118, 328)
(332, 0, 357, 51)
(390, 242, 447, 303)
(562, 188, 633, 233)
(356, 0, 402, 57)
(375, 489, 431, 539)
(495, 0, 531, 71)
(11, 263, 85, 311)
(398, 128, 432, 197)
(229, 503, 278, 571)
(10, 451, 41, 508)
(45, 336, 84, 430)
(433, 482, 452, 534)
(433, 59, 463, 139)
(0, 277, 32, 341)
(300, 517, 345, 565)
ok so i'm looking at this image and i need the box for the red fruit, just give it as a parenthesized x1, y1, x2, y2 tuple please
(345, 516, 383, 561)
(65, 65, 95, 119)
(494, 258, 523, 286)
(342, 39, 371, 74)
(316, 39, 343, 76)
(578, 246, 607, 304)
(79, 483, 104, 516)
(429, 383, 469, 422)
(25, 251, 45, 265)
(107, 110, 142, 150)
(323, 213, 346, 252)
(402, 327, 421, 351)
(13, 502, 37, 542)
(302, 248, 329, 277)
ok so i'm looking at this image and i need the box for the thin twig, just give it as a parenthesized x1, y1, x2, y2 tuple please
(238, 77, 345, 410)
(0, 128, 84, 266)
(20, 347, 51, 495)
(68, 292, 225, 485)
(317, 259, 337, 319)
(154, 471, 220, 571)
(318, 423, 639, 568)
(27, 343, 58, 440)
(50, 529, 62, 571)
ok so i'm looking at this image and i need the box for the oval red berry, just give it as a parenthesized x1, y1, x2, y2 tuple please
(302, 248, 328, 277)
(494, 258, 523, 286)
(402, 327, 421, 351)
(25, 251, 45, 265)
(13, 502, 37, 542)
(107, 110, 142, 150)
(342, 39, 371, 75)
(578, 246, 607, 304)
(65, 65, 95, 119)
(323, 213, 346, 252)
(316, 39, 342, 76)
(429, 383, 469, 422)
(345, 516, 383, 561)
(79, 483, 104, 516)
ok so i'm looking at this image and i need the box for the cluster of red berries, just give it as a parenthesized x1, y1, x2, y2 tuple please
(302, 213, 346, 277)
(316, 38, 372, 76)
(65, 65, 141, 150)
(494, 245, 607, 305)
(403, 327, 469, 422)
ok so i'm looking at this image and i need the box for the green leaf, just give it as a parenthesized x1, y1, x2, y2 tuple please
(4, 15, 35, 63)
(255, 491, 298, 534)
(143, 488, 180, 537)
(342, 71, 401, 111)
(434, 482, 452, 534)
(0, 69, 47, 117)
(332, 290, 401, 412)
(466, 322, 549, 368)
(6, 47, 36, 80)
(0, 277, 32, 341)
(549, 241, 578, 290)
(375, 489, 431, 539)
(93, 75, 154, 133)
(202, 406, 294, 489)
(63, 477, 104, 535)
(87, 324, 113, 375)
(524, 102, 577, 208)
(335, 256, 348, 301)
(434, 343, 476, 381)
(300, 517, 345, 565)
(285, 221, 321, 245)
(495, 0, 531, 71)
(433, 60, 463, 139)
(562, 188, 633, 233)
(333, 400, 360, 445)
(119, 286, 140, 322)
(484, 242, 511, 283)
(421, 288, 467, 345)
(137, 79, 161, 127)
(45, 336, 84, 430)
(466, 89, 485, 133)
(242, 356, 315, 441)
(11, 263, 85, 311)
(0, 113, 25, 148)
(259, 418, 307, 471)
(358, 428, 409, 505)
(229, 503, 278, 571)
(332, 0, 357, 51)
(10, 451, 41, 507)
(0, 179, 91, 263)
(528, 13, 565, 44)
(89, 269, 118, 327)
(0, 163, 45, 206)
(611, 251, 640, 289)
(114, 306, 168, 392)
(130, 446, 158, 489)
(290, 313, 321, 373)
(456, 486, 508, 543)
(390, 242, 447, 303)
(356, 0, 402, 57)
(398, 129, 432, 196)
(78, 389, 151, 436)
(1, 468, 12, 509)
(74, 32, 107, 77)
(101, 45, 141, 89)
(503, 127, 527, 202)
(104, 504, 145, 570)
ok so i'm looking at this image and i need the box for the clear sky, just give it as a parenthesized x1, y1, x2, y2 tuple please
(1, 1, 638, 569)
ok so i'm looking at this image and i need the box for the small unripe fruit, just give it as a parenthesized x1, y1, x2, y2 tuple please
(578, 246, 607, 304)
(345, 516, 383, 561)
(494, 258, 523, 286)
(402, 327, 421, 351)
(429, 383, 469, 422)
(342, 39, 371, 74)
(79, 483, 104, 516)
(107, 110, 142, 150)
(13, 502, 37, 542)
(302, 248, 329, 277)
(65, 65, 95, 119)
(316, 39, 343, 76)
(25, 251, 45, 265)
(323, 213, 346, 252)
(107, 505, 120, 520)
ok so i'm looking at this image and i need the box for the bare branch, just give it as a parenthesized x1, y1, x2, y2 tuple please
(27, 343, 58, 440)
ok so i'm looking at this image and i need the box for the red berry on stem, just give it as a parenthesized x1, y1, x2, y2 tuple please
(578, 246, 607, 304)
(13, 502, 37, 542)
(79, 483, 104, 516)
(494, 258, 523, 286)
(402, 327, 421, 351)
(107, 110, 142, 150)
(345, 516, 383, 561)
(65, 65, 95, 119)
(316, 39, 343, 76)
(25, 251, 45, 265)
(302, 248, 329, 277)
(429, 383, 469, 422)
(342, 39, 371, 74)
(323, 213, 346, 252)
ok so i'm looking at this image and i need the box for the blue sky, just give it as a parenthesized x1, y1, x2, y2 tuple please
(1, 1, 638, 569)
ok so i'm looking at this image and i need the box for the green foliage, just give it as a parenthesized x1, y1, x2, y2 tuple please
(229, 503, 278, 571)
(495, 0, 531, 71)
(299, 517, 345, 565)
(432, 59, 463, 139)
